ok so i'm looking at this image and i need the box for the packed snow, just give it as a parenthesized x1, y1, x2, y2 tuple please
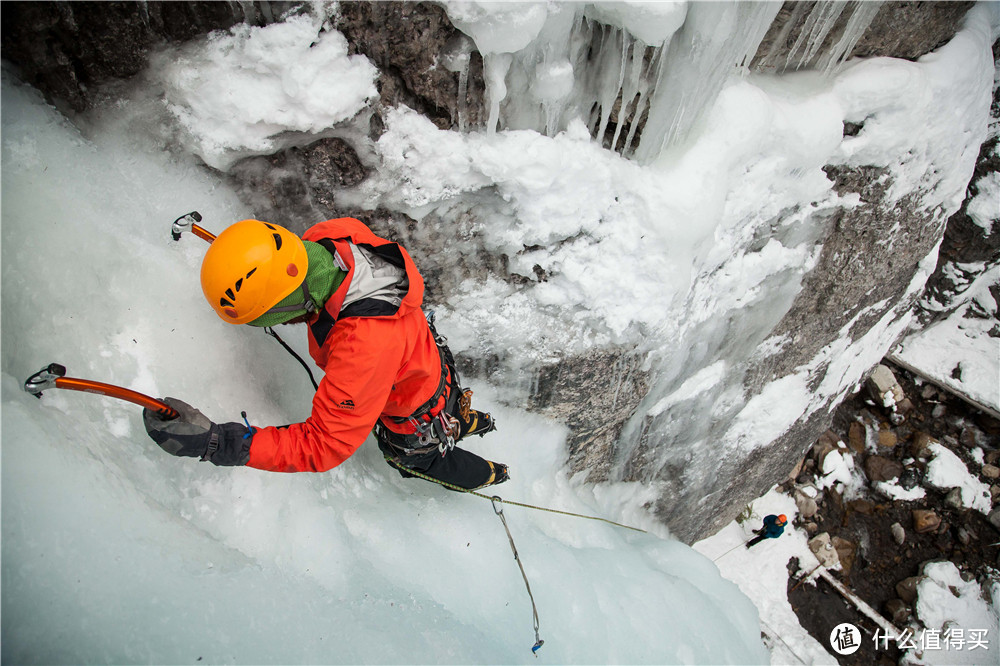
(3, 1, 999, 664)
(155, 12, 378, 170)
(894, 33, 1000, 414)
(924, 443, 993, 515)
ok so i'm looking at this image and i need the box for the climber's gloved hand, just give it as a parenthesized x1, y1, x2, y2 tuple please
(142, 397, 252, 466)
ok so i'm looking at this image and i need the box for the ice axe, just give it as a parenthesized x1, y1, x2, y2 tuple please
(23, 363, 179, 421)
(170, 211, 216, 243)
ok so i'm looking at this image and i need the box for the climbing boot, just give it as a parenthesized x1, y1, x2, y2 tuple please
(479, 461, 509, 489)
(456, 389, 496, 440)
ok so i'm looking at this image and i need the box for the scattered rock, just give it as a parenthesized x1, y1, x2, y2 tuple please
(805, 522, 819, 534)
(920, 385, 938, 400)
(868, 364, 905, 410)
(910, 432, 936, 459)
(808, 533, 840, 568)
(982, 464, 1000, 480)
(957, 527, 973, 546)
(900, 467, 922, 490)
(912, 509, 941, 534)
(933, 404, 947, 418)
(877, 426, 898, 449)
(896, 397, 915, 415)
(896, 576, 923, 604)
(795, 492, 819, 519)
(885, 598, 911, 625)
(848, 420, 867, 453)
(959, 427, 982, 449)
(891, 522, 905, 545)
(848, 499, 875, 515)
(787, 457, 805, 482)
(945, 487, 965, 511)
(812, 430, 842, 466)
(986, 450, 1000, 465)
(832, 536, 857, 575)
(865, 455, 904, 483)
(991, 484, 1000, 502)
(989, 508, 1000, 531)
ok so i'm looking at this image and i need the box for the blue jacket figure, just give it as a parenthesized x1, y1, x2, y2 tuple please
(746, 514, 787, 548)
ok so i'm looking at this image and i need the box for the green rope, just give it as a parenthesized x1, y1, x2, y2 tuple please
(385, 457, 647, 533)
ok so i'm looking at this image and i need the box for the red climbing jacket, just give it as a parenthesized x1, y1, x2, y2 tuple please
(246, 218, 448, 473)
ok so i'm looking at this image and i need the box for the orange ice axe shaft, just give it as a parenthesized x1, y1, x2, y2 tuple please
(23, 363, 179, 421)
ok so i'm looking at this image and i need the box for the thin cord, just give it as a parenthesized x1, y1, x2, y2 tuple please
(264, 327, 319, 391)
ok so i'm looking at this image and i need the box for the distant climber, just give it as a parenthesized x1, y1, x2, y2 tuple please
(142, 217, 506, 490)
(745, 514, 787, 548)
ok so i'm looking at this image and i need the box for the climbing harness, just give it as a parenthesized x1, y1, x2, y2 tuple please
(384, 458, 647, 655)
(377, 312, 467, 456)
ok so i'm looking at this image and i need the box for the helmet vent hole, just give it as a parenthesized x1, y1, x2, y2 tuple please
(235, 278, 243, 292)
(246, 268, 257, 278)
(272, 233, 283, 251)
(225, 288, 235, 300)
(220, 297, 234, 307)
(264, 223, 277, 230)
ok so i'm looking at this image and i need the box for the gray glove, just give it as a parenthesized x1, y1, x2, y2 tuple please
(143, 397, 252, 466)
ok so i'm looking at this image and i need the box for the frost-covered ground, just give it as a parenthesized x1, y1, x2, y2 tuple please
(696, 483, 999, 666)
(3, 2, 999, 664)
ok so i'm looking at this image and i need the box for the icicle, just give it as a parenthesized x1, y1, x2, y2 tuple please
(233, 0, 255, 24)
(257, 1, 273, 24)
(755, 2, 810, 72)
(457, 60, 470, 133)
(622, 46, 660, 157)
(599, 29, 629, 146)
(609, 39, 643, 152)
(784, 1, 848, 71)
(818, 1, 883, 75)
(137, 0, 150, 30)
(484, 53, 513, 135)
(633, 2, 780, 163)
(442, 34, 474, 133)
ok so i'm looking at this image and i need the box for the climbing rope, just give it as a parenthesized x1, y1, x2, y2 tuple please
(385, 458, 646, 533)
(712, 539, 751, 562)
(491, 496, 544, 655)
(386, 457, 647, 655)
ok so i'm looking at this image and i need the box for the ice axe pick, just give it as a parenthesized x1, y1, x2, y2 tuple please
(170, 211, 216, 244)
(23, 363, 179, 421)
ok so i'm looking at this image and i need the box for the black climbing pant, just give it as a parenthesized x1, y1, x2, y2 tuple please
(376, 430, 495, 490)
(745, 534, 768, 548)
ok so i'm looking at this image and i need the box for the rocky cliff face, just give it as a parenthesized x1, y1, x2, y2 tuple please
(3, 1, 992, 543)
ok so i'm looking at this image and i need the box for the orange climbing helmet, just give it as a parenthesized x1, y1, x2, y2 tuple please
(777, 514, 788, 525)
(200, 219, 309, 324)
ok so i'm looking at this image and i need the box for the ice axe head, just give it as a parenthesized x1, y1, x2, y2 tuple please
(23, 363, 67, 398)
(171, 211, 204, 241)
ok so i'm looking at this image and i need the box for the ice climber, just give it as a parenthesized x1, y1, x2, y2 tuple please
(745, 514, 787, 548)
(142, 217, 507, 490)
